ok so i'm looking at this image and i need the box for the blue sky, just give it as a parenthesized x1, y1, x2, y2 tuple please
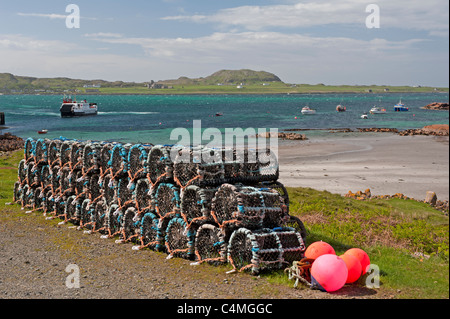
(0, 0, 448, 86)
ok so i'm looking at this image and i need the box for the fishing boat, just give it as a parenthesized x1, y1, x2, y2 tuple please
(301, 106, 316, 115)
(369, 106, 387, 114)
(38, 129, 48, 134)
(336, 104, 346, 112)
(394, 99, 409, 112)
(60, 95, 98, 117)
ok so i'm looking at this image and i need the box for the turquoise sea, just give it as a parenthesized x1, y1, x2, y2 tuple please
(0, 93, 448, 145)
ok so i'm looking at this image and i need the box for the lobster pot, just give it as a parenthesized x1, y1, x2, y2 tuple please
(139, 211, 161, 250)
(70, 141, 85, 171)
(88, 174, 101, 203)
(221, 148, 241, 182)
(43, 188, 55, 214)
(273, 227, 306, 263)
(33, 187, 44, 210)
(258, 187, 289, 228)
(48, 139, 62, 166)
(116, 176, 133, 206)
(173, 146, 225, 187)
(92, 198, 108, 233)
(228, 228, 284, 275)
(34, 139, 49, 165)
(180, 185, 216, 226)
(83, 142, 102, 174)
(211, 184, 275, 230)
(104, 203, 120, 237)
(257, 181, 290, 210)
(194, 223, 228, 265)
(146, 145, 175, 185)
(13, 181, 22, 203)
(79, 198, 93, 228)
(152, 182, 180, 218)
(40, 165, 51, 189)
(54, 197, 67, 219)
(134, 178, 151, 213)
(109, 144, 130, 178)
(50, 166, 60, 193)
(282, 215, 307, 243)
(98, 143, 115, 175)
(72, 170, 85, 195)
(255, 148, 279, 182)
(235, 148, 279, 184)
(100, 174, 116, 206)
(121, 206, 141, 242)
(24, 138, 35, 162)
(59, 140, 74, 167)
(65, 195, 79, 222)
(58, 167, 73, 196)
(20, 184, 32, 208)
(18, 159, 27, 184)
(127, 144, 151, 180)
(164, 217, 196, 260)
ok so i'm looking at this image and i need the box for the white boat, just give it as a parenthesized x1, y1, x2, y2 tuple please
(369, 106, 386, 114)
(361, 113, 368, 119)
(301, 106, 316, 115)
(60, 96, 98, 117)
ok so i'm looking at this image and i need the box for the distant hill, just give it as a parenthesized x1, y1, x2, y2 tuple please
(159, 69, 283, 85)
(0, 69, 283, 93)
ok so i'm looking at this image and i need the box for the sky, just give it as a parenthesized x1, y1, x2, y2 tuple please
(0, 0, 448, 86)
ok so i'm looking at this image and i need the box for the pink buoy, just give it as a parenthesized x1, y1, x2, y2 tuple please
(310, 254, 348, 292)
(344, 248, 370, 275)
(340, 254, 362, 283)
(304, 241, 336, 260)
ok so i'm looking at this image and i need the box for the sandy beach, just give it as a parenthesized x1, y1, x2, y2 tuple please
(278, 132, 449, 201)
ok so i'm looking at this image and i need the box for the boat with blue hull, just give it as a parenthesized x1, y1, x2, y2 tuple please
(394, 99, 409, 112)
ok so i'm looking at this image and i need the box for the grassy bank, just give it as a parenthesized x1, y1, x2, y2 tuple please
(1, 150, 448, 299)
(73, 83, 449, 95)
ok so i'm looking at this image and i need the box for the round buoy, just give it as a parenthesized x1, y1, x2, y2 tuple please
(305, 241, 336, 260)
(340, 254, 362, 283)
(310, 254, 348, 292)
(344, 248, 370, 275)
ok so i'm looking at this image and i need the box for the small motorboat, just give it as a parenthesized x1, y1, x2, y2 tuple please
(394, 99, 409, 112)
(336, 104, 346, 112)
(215, 113, 223, 117)
(301, 106, 316, 115)
(38, 129, 48, 134)
(361, 113, 368, 119)
(369, 106, 386, 114)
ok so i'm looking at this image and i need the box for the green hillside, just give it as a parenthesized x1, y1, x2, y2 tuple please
(0, 70, 448, 95)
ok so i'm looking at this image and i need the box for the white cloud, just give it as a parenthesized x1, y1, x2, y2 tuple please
(162, 0, 449, 35)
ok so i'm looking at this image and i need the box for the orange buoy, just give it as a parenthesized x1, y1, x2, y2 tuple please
(305, 241, 336, 260)
(340, 253, 362, 283)
(344, 248, 370, 275)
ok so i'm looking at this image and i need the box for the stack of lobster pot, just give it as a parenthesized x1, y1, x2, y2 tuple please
(14, 138, 307, 275)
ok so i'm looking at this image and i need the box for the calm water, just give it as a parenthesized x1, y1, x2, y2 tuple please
(0, 93, 448, 145)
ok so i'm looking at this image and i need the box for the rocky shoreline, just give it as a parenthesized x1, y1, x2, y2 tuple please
(421, 102, 449, 110)
(357, 124, 449, 136)
(0, 133, 24, 154)
(345, 189, 449, 215)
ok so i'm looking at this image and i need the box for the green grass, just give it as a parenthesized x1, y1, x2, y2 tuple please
(284, 187, 449, 298)
(1, 151, 448, 298)
(73, 83, 448, 95)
